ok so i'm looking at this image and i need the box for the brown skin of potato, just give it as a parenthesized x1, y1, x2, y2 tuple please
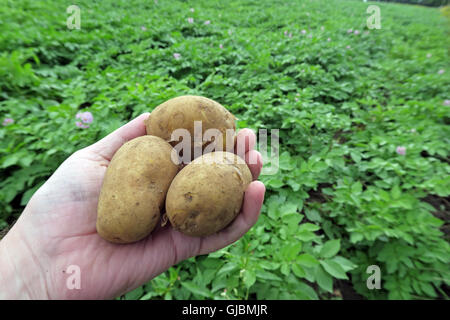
(96, 136, 179, 244)
(165, 151, 252, 237)
(145, 96, 236, 161)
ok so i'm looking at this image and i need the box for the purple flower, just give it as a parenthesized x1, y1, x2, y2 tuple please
(187, 17, 194, 23)
(288, 32, 293, 38)
(284, 30, 288, 36)
(75, 121, 89, 129)
(438, 69, 445, 75)
(2, 118, 14, 126)
(295, 98, 299, 102)
(443, 99, 450, 106)
(327, 37, 331, 42)
(76, 111, 94, 125)
(219, 44, 223, 49)
(347, 28, 353, 34)
(204, 20, 211, 25)
(346, 45, 351, 50)
(141, 26, 147, 31)
(301, 29, 307, 34)
(396, 146, 406, 156)
(173, 53, 181, 60)
(354, 30, 360, 35)
(426, 53, 432, 58)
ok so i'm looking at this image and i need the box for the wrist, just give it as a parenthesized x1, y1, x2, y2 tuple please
(0, 221, 50, 299)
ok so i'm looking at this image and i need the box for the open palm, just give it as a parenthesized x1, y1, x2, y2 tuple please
(2, 113, 265, 299)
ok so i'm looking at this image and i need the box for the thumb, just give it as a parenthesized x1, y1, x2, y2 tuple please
(86, 113, 150, 161)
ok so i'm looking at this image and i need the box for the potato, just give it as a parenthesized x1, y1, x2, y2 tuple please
(165, 151, 252, 237)
(145, 96, 236, 162)
(96, 135, 179, 243)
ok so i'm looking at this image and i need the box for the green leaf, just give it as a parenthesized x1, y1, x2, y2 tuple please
(320, 260, 348, 280)
(211, 276, 227, 292)
(282, 242, 303, 260)
(351, 181, 362, 194)
(391, 185, 401, 200)
(279, 202, 298, 216)
(280, 263, 290, 276)
(299, 223, 320, 232)
(181, 281, 211, 298)
(315, 265, 333, 293)
(217, 262, 238, 276)
(297, 231, 318, 241)
(420, 282, 437, 298)
(311, 161, 328, 173)
(332, 256, 357, 272)
(208, 249, 227, 258)
(297, 254, 320, 268)
(164, 292, 172, 300)
(350, 152, 361, 163)
(267, 179, 284, 188)
(124, 286, 144, 300)
(242, 269, 256, 288)
(256, 269, 282, 281)
(320, 239, 341, 258)
(350, 232, 364, 243)
(283, 213, 304, 232)
(297, 282, 319, 300)
(259, 260, 280, 270)
(292, 264, 306, 278)
(304, 208, 322, 222)
(287, 179, 300, 191)
(1, 154, 20, 168)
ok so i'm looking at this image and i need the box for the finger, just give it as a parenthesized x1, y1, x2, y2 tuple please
(235, 128, 256, 159)
(245, 150, 263, 181)
(86, 113, 150, 161)
(198, 181, 266, 255)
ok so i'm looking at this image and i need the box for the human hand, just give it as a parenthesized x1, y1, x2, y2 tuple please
(0, 113, 265, 299)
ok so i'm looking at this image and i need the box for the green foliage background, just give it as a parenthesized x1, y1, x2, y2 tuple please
(1, 0, 449, 299)
(379, 0, 448, 7)
(378, 0, 448, 7)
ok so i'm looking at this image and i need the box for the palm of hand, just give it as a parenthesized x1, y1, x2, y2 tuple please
(12, 113, 264, 299)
